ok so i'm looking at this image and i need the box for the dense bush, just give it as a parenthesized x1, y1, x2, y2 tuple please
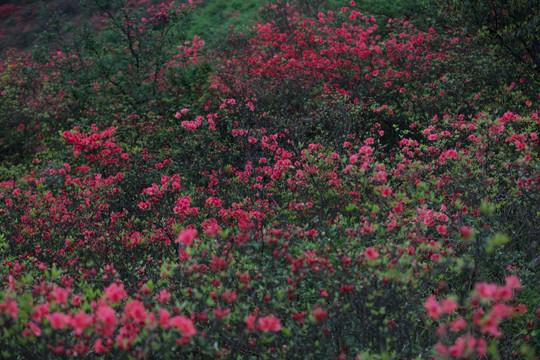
(0, 0, 538, 359)
(437, 0, 540, 76)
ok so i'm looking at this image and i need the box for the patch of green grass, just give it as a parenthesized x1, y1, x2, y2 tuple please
(186, 0, 264, 45)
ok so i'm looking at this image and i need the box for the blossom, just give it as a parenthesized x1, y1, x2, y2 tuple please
(70, 309, 93, 336)
(104, 283, 127, 304)
(424, 295, 442, 320)
(505, 275, 521, 290)
(46, 312, 70, 330)
(381, 187, 392, 197)
(212, 306, 231, 320)
(158, 309, 171, 328)
(311, 305, 327, 323)
(364, 247, 379, 261)
(94, 339, 108, 354)
(474, 283, 498, 300)
(28, 321, 41, 337)
(123, 300, 147, 324)
(176, 228, 197, 246)
(0, 296, 18, 318)
(245, 314, 257, 330)
(441, 298, 458, 314)
(169, 315, 196, 339)
(449, 316, 466, 333)
(96, 305, 117, 336)
(51, 286, 70, 305)
(221, 289, 237, 303)
(156, 289, 171, 304)
(257, 315, 281, 332)
(460, 226, 474, 240)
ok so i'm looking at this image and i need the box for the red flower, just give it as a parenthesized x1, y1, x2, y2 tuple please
(156, 289, 171, 304)
(27, 321, 41, 337)
(51, 286, 70, 305)
(424, 295, 442, 320)
(46, 312, 70, 330)
(70, 309, 93, 336)
(176, 228, 197, 246)
(158, 308, 171, 328)
(169, 315, 197, 339)
(123, 300, 147, 324)
(104, 283, 127, 304)
(381, 187, 392, 198)
(96, 305, 117, 337)
(505, 275, 521, 290)
(460, 226, 474, 240)
(257, 315, 281, 332)
(212, 306, 231, 320)
(311, 305, 327, 323)
(0, 296, 18, 319)
(221, 289, 237, 303)
(441, 298, 458, 314)
(364, 247, 379, 261)
(245, 314, 257, 331)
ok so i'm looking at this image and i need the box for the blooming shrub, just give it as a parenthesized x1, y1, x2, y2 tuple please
(0, 0, 538, 359)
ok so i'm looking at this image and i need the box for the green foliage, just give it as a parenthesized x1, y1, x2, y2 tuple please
(439, 0, 540, 76)
(186, 0, 264, 46)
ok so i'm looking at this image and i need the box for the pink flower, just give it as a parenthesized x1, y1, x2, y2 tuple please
(476, 337, 487, 356)
(123, 300, 147, 324)
(94, 339, 108, 353)
(203, 219, 221, 237)
(96, 305, 117, 336)
(245, 314, 257, 330)
(156, 289, 171, 304)
(448, 336, 466, 357)
(436, 225, 447, 235)
(441, 298, 458, 314)
(28, 321, 41, 337)
(257, 315, 281, 332)
(158, 309, 171, 328)
(480, 313, 501, 337)
(364, 247, 379, 261)
(70, 309, 93, 336)
(221, 290, 237, 303)
(212, 306, 231, 320)
(474, 283, 497, 300)
(104, 283, 127, 304)
(381, 187, 392, 197)
(311, 305, 327, 323)
(0, 296, 18, 318)
(46, 312, 70, 330)
(491, 303, 515, 319)
(51, 287, 70, 305)
(169, 315, 196, 339)
(434, 341, 448, 356)
(505, 275, 521, 290)
(176, 228, 197, 246)
(460, 226, 474, 240)
(449, 316, 467, 333)
(424, 295, 442, 320)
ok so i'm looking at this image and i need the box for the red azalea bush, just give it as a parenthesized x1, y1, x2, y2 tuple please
(0, 0, 538, 359)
